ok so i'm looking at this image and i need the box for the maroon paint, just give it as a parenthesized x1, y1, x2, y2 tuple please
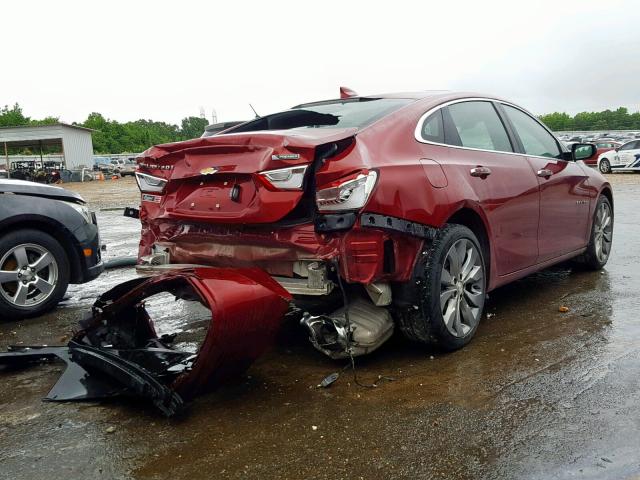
(136, 92, 612, 293)
(75, 268, 291, 399)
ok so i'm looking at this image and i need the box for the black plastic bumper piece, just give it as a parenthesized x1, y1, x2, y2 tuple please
(360, 212, 439, 240)
(314, 212, 358, 232)
(0, 343, 185, 417)
(123, 207, 140, 219)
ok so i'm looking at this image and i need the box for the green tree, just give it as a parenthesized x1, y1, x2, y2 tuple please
(180, 116, 208, 140)
(0, 103, 30, 127)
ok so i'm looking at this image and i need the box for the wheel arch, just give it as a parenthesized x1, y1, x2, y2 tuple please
(445, 206, 493, 288)
(600, 185, 614, 211)
(0, 216, 82, 283)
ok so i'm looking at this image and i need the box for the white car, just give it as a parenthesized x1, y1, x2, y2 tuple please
(598, 139, 640, 173)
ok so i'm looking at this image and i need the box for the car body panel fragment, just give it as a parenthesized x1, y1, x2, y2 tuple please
(0, 267, 291, 416)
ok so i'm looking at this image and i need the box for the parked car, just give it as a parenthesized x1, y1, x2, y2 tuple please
(598, 139, 640, 173)
(134, 91, 613, 354)
(0, 170, 7, 179)
(110, 158, 137, 176)
(578, 140, 622, 166)
(0, 180, 103, 319)
(93, 156, 115, 174)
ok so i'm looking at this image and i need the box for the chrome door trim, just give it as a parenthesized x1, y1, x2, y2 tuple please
(414, 97, 567, 163)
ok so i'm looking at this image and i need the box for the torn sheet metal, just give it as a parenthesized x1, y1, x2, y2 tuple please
(0, 267, 291, 416)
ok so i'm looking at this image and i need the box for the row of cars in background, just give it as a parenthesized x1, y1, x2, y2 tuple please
(93, 156, 137, 177)
(558, 132, 640, 173)
(0, 156, 138, 184)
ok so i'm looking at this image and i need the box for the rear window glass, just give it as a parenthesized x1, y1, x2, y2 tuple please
(226, 98, 412, 133)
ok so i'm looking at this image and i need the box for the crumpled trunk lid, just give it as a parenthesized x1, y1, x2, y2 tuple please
(137, 128, 356, 224)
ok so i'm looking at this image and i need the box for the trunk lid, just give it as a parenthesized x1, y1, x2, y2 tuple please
(137, 128, 356, 224)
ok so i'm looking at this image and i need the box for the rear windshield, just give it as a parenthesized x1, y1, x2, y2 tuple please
(224, 98, 412, 134)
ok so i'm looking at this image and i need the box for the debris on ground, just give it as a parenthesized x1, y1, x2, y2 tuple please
(0, 267, 291, 417)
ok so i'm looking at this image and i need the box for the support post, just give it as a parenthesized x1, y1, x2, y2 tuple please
(4, 142, 8, 179)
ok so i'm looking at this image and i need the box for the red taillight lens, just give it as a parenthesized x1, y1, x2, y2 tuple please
(316, 170, 377, 212)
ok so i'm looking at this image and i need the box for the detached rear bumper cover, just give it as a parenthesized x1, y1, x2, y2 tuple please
(0, 268, 291, 416)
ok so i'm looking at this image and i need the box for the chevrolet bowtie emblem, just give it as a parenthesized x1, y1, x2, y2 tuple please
(200, 167, 219, 175)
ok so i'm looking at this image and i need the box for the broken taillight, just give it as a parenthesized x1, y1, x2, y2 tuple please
(135, 172, 168, 193)
(257, 165, 308, 190)
(316, 170, 377, 212)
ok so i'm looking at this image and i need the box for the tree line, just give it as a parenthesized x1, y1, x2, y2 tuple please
(3, 103, 640, 155)
(0, 103, 208, 154)
(539, 107, 640, 132)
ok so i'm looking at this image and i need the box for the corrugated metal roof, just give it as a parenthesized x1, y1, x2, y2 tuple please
(0, 123, 95, 132)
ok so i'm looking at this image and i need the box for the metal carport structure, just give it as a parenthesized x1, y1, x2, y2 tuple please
(0, 123, 94, 171)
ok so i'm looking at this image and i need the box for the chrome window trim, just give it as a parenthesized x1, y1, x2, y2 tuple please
(414, 97, 566, 162)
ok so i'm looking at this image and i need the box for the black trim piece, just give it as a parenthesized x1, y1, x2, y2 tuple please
(442, 107, 462, 146)
(315, 212, 358, 232)
(69, 342, 185, 417)
(123, 207, 140, 219)
(493, 101, 523, 154)
(360, 213, 438, 240)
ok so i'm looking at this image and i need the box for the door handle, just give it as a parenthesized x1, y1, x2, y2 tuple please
(537, 168, 553, 178)
(470, 166, 492, 178)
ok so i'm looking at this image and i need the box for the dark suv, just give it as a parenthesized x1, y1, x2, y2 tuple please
(0, 180, 103, 319)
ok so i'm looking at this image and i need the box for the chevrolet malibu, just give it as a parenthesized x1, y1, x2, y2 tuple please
(134, 91, 613, 356)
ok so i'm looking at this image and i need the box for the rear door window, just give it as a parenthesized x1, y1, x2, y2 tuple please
(502, 105, 562, 159)
(446, 101, 513, 153)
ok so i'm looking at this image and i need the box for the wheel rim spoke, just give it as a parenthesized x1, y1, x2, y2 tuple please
(460, 246, 477, 280)
(464, 288, 484, 308)
(13, 283, 29, 305)
(441, 268, 454, 287)
(440, 288, 456, 310)
(463, 265, 482, 284)
(31, 252, 53, 272)
(459, 298, 476, 329)
(443, 300, 457, 329)
(13, 246, 29, 268)
(453, 305, 463, 336)
(33, 277, 54, 295)
(0, 270, 19, 283)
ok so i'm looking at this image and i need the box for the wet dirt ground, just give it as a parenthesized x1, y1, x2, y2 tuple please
(1, 174, 640, 480)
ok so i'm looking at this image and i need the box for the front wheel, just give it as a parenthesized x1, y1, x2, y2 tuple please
(396, 224, 486, 351)
(0, 229, 70, 320)
(599, 159, 611, 174)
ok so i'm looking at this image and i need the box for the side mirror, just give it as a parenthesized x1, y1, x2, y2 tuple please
(572, 143, 596, 161)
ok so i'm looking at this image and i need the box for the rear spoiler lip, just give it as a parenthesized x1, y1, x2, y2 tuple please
(138, 128, 359, 162)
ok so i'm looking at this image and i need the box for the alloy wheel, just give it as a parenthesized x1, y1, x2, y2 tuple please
(0, 243, 59, 308)
(594, 201, 613, 264)
(439, 239, 485, 337)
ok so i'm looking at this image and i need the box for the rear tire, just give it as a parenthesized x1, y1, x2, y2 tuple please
(599, 159, 611, 174)
(396, 224, 486, 351)
(578, 196, 613, 270)
(0, 229, 70, 320)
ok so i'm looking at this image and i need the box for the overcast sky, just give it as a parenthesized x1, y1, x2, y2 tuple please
(2, 0, 639, 125)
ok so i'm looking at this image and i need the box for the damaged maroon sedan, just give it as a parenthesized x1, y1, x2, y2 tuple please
(135, 90, 613, 354)
(0, 90, 614, 416)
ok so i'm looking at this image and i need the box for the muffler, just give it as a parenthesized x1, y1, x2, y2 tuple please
(300, 297, 394, 359)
